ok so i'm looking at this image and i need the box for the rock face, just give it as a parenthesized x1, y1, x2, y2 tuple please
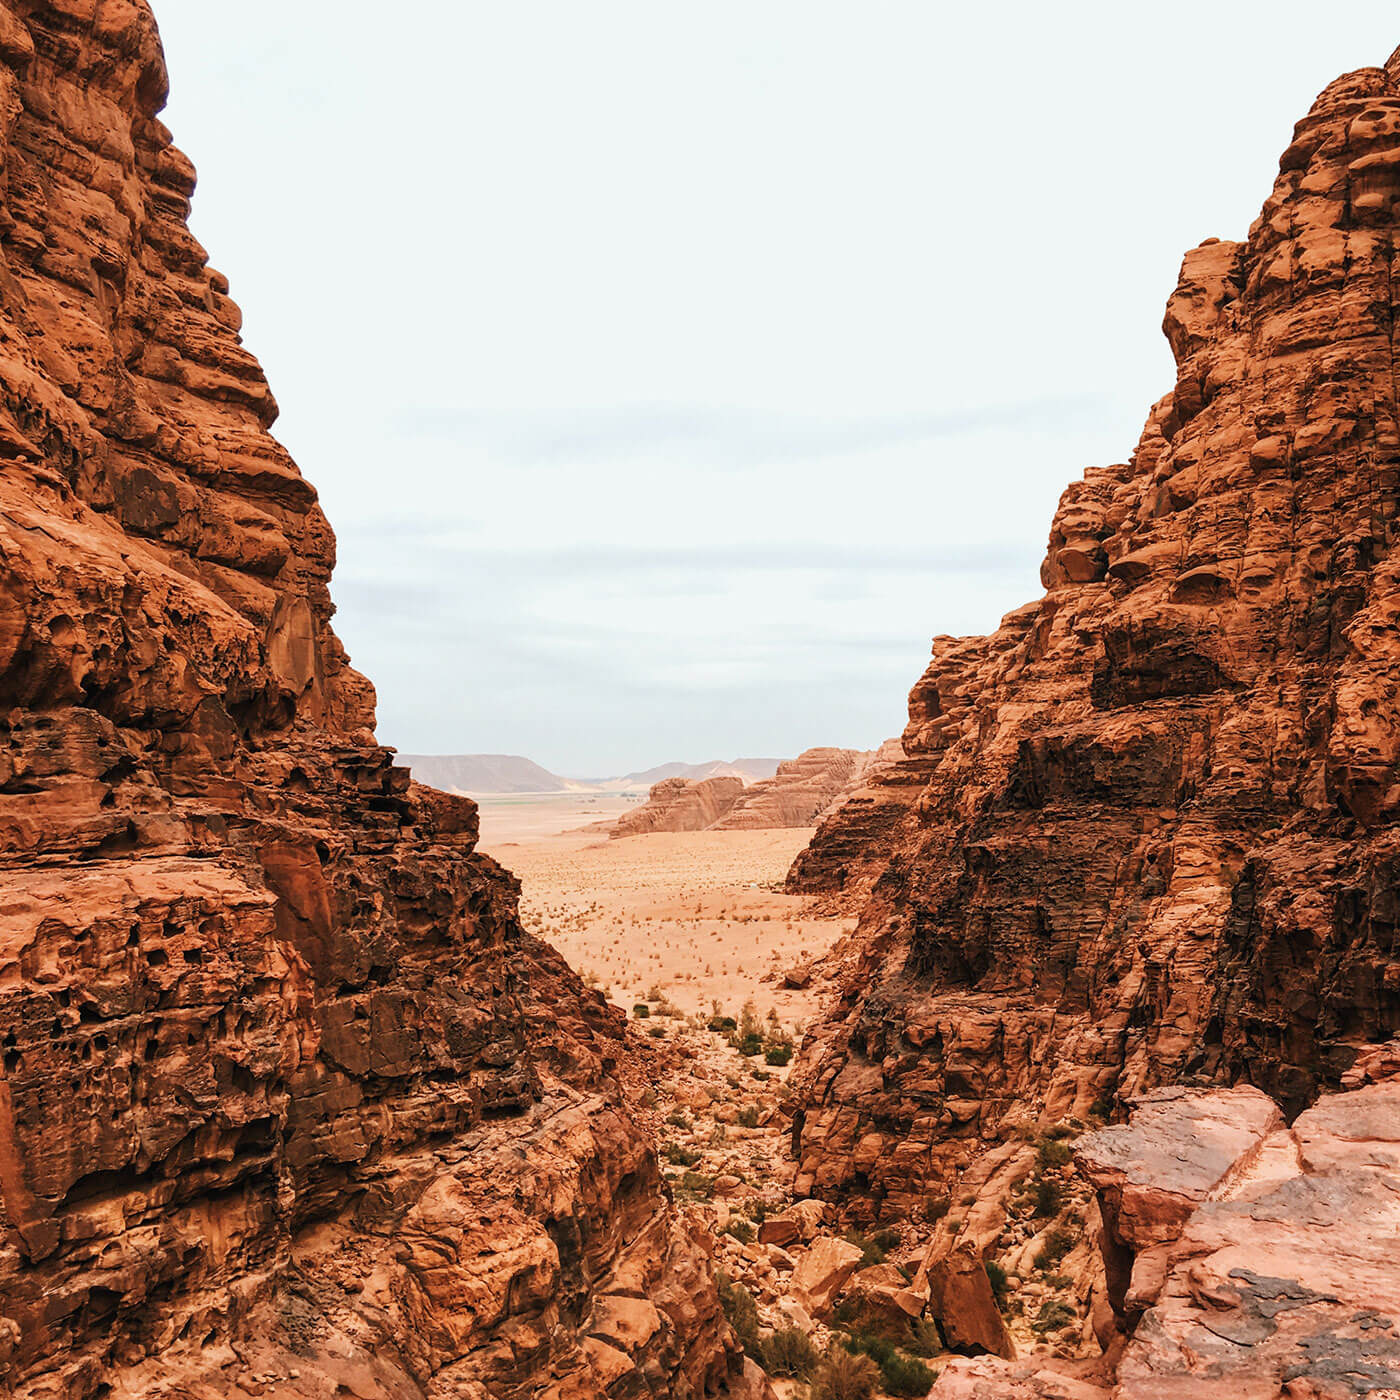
(787, 43, 1400, 1227)
(613, 775, 748, 836)
(613, 747, 885, 838)
(930, 1051, 1400, 1397)
(712, 746, 885, 831)
(1084, 1062, 1400, 1397)
(785, 738, 926, 907)
(0, 6, 753, 1397)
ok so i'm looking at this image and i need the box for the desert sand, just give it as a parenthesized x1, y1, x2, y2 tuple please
(481, 796, 855, 1023)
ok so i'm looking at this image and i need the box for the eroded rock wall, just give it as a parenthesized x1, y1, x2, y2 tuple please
(613, 748, 888, 839)
(788, 45, 1400, 1224)
(0, 5, 751, 1396)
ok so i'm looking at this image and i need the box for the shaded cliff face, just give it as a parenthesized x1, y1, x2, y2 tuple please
(789, 46, 1400, 1223)
(0, 5, 749, 1396)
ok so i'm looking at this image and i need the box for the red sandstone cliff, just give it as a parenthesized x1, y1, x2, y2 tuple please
(788, 42, 1400, 1231)
(0, 5, 758, 1396)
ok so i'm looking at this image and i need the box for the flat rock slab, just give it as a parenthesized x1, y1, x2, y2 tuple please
(1075, 1086, 1282, 1248)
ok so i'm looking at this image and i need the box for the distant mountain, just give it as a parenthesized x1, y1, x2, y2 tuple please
(398, 754, 566, 794)
(399, 753, 784, 795)
(614, 758, 782, 786)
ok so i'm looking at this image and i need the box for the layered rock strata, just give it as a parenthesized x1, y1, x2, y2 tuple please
(613, 747, 887, 839)
(787, 44, 1400, 1229)
(931, 1053, 1400, 1396)
(0, 5, 753, 1396)
(612, 775, 747, 837)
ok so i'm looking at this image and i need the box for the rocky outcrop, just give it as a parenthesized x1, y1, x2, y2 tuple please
(0, 5, 754, 1397)
(612, 775, 747, 836)
(612, 747, 886, 838)
(785, 738, 928, 908)
(713, 746, 887, 832)
(931, 1053, 1400, 1396)
(786, 44, 1400, 1227)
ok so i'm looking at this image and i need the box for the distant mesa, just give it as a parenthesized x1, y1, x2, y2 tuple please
(611, 745, 898, 836)
(613, 757, 781, 786)
(398, 753, 566, 794)
(398, 753, 782, 795)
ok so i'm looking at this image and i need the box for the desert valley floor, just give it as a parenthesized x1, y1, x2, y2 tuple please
(468, 799, 1109, 1391)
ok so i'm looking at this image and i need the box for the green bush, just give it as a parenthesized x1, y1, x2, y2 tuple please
(737, 1106, 760, 1128)
(708, 1015, 737, 1032)
(764, 1043, 793, 1066)
(738, 1032, 764, 1056)
(1036, 1138, 1072, 1169)
(908, 1316, 943, 1357)
(810, 1348, 880, 1400)
(647, 1024, 666, 1037)
(923, 1193, 951, 1222)
(1033, 1226, 1074, 1271)
(1033, 1177, 1063, 1217)
(677, 1170, 714, 1199)
(842, 1228, 899, 1268)
(663, 1142, 701, 1167)
(985, 1259, 1010, 1306)
(721, 1218, 755, 1244)
(841, 1330, 895, 1366)
(759, 1326, 819, 1379)
(716, 1272, 761, 1353)
(1033, 1298, 1077, 1335)
(633, 1003, 650, 1019)
(880, 1352, 936, 1397)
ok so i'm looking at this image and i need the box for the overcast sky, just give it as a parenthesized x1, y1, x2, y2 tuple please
(154, 4, 1398, 776)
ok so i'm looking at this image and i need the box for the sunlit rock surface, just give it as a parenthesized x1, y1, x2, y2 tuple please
(0, 4, 760, 1395)
(788, 42, 1400, 1229)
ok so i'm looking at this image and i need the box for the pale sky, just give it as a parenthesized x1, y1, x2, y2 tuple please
(154, 4, 1398, 776)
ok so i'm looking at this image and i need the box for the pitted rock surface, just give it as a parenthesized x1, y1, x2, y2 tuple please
(786, 42, 1400, 1228)
(0, 5, 758, 1397)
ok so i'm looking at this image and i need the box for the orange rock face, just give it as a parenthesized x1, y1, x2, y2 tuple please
(0, 5, 753, 1397)
(613, 747, 886, 838)
(787, 44, 1400, 1229)
(613, 774, 749, 836)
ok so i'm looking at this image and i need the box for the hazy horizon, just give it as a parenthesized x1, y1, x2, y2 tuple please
(154, 3, 1400, 774)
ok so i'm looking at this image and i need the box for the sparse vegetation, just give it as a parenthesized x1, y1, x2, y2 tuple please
(1033, 1298, 1077, 1335)
(737, 1105, 761, 1128)
(760, 1326, 820, 1379)
(1033, 1226, 1075, 1271)
(810, 1347, 880, 1400)
(908, 1316, 942, 1357)
(764, 1043, 793, 1066)
(985, 1259, 1010, 1306)
(842, 1227, 900, 1268)
(676, 1170, 714, 1200)
(632, 1003, 650, 1019)
(716, 1272, 760, 1353)
(880, 1352, 937, 1396)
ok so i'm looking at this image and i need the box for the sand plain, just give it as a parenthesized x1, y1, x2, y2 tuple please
(478, 794, 854, 1024)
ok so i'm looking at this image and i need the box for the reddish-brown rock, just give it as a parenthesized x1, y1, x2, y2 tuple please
(712, 747, 882, 831)
(0, 5, 757, 1397)
(612, 747, 885, 838)
(1088, 1065, 1400, 1397)
(612, 774, 747, 836)
(787, 44, 1400, 1229)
